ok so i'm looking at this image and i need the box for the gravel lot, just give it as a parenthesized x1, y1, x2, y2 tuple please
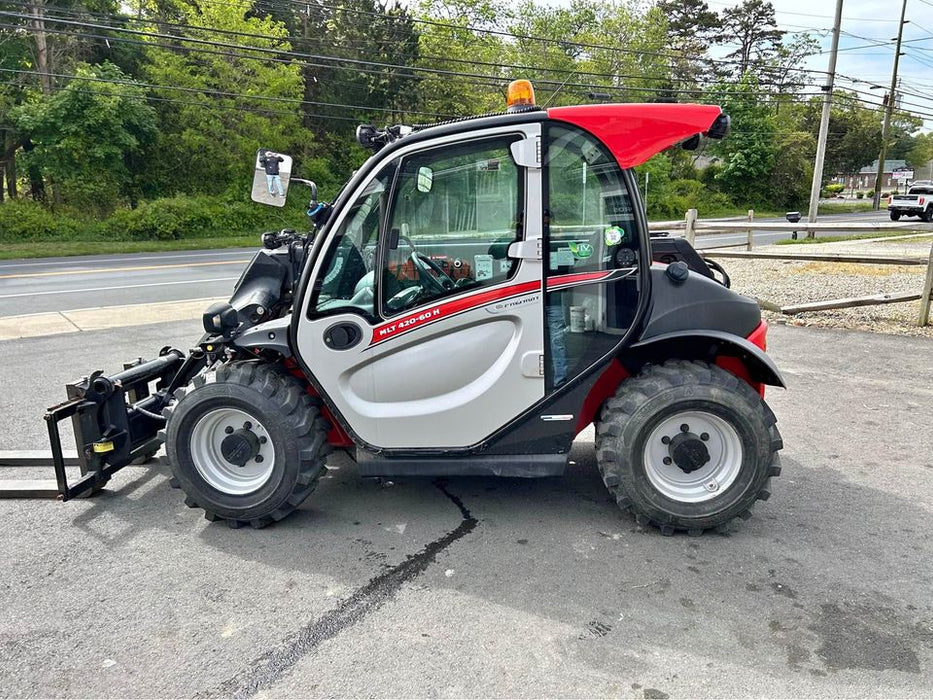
(711, 236, 933, 338)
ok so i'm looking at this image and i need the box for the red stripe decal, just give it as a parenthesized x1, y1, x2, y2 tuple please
(546, 270, 614, 290)
(370, 280, 541, 346)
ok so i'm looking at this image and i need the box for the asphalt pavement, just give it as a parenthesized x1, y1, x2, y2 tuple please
(0, 320, 930, 697)
(0, 249, 254, 316)
(0, 211, 891, 318)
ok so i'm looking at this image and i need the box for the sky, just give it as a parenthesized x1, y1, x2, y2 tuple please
(530, 0, 933, 129)
(721, 0, 933, 130)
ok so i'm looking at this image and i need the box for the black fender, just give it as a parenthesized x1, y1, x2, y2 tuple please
(230, 317, 292, 357)
(623, 329, 785, 388)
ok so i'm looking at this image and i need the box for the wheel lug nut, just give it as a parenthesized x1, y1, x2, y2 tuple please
(255, 455, 263, 463)
(663, 457, 672, 465)
(224, 426, 234, 434)
(700, 432, 709, 441)
(680, 424, 690, 433)
(243, 421, 252, 430)
(661, 436, 671, 445)
(259, 436, 267, 444)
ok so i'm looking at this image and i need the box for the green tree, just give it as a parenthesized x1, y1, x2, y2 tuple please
(718, 0, 784, 77)
(11, 61, 157, 212)
(797, 92, 881, 180)
(140, 0, 309, 197)
(656, 0, 721, 90)
(294, 0, 422, 180)
(906, 132, 933, 175)
(707, 76, 777, 205)
(416, 0, 510, 116)
(768, 130, 814, 208)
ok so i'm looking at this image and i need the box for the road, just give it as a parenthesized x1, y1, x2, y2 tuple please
(0, 322, 930, 697)
(0, 248, 254, 316)
(0, 211, 892, 317)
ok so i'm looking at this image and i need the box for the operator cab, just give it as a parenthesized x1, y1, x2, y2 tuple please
(285, 81, 663, 450)
(246, 81, 736, 453)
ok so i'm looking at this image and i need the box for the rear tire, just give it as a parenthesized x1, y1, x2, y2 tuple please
(163, 362, 329, 528)
(890, 210, 901, 221)
(596, 360, 782, 535)
(922, 208, 932, 223)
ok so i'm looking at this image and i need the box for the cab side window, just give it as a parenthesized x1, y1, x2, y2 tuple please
(381, 137, 523, 316)
(545, 125, 641, 388)
(547, 126, 637, 274)
(312, 161, 397, 318)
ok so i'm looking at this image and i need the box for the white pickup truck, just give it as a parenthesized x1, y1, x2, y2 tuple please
(887, 181, 933, 221)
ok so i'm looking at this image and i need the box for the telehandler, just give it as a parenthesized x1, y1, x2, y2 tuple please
(41, 80, 783, 535)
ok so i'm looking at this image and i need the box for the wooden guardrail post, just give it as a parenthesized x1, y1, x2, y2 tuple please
(919, 242, 933, 326)
(684, 208, 698, 245)
(746, 209, 755, 251)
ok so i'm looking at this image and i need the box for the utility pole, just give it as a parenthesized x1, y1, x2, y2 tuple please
(807, 0, 844, 229)
(29, 0, 51, 95)
(873, 0, 909, 210)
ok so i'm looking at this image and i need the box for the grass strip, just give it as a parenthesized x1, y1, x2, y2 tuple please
(0, 236, 259, 260)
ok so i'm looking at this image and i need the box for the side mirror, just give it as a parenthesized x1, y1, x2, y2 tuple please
(251, 149, 293, 208)
(416, 166, 433, 193)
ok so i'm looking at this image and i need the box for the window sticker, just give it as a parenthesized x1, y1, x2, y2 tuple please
(569, 241, 594, 260)
(604, 226, 624, 246)
(474, 254, 494, 281)
(550, 247, 575, 268)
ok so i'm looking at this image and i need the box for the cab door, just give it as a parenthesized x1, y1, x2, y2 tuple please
(296, 124, 544, 450)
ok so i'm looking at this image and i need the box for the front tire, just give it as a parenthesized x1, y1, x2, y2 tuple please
(596, 360, 782, 535)
(163, 362, 329, 528)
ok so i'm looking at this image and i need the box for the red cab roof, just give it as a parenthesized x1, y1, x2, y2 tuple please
(547, 103, 724, 169)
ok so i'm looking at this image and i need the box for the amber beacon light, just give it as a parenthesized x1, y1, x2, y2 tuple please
(506, 79, 536, 112)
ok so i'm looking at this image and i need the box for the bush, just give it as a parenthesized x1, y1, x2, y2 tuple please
(0, 200, 83, 241)
(95, 196, 278, 241)
(823, 183, 845, 196)
(641, 178, 736, 219)
(0, 194, 304, 244)
(856, 191, 864, 199)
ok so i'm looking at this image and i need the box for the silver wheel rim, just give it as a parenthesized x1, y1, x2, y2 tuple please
(643, 410, 743, 503)
(189, 408, 275, 495)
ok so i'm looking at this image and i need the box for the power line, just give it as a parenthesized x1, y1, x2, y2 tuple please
(9, 75, 357, 120)
(1, 17, 828, 103)
(0, 66, 456, 118)
(146, 0, 837, 75)
(0, 6, 834, 95)
(0, 10, 690, 93)
(0, 0, 714, 87)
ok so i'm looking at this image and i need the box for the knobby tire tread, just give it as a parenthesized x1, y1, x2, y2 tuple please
(595, 359, 782, 536)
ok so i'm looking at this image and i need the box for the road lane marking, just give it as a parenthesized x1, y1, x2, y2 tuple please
(0, 259, 249, 280)
(0, 297, 225, 340)
(0, 277, 239, 299)
(0, 249, 254, 269)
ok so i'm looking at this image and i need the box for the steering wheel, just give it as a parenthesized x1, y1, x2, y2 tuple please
(411, 252, 456, 294)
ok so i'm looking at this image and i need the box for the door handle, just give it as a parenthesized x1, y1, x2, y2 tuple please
(323, 322, 363, 350)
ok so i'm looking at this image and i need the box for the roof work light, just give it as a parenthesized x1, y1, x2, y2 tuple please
(506, 79, 537, 112)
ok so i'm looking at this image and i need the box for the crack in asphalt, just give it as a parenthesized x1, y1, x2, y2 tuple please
(199, 481, 477, 699)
